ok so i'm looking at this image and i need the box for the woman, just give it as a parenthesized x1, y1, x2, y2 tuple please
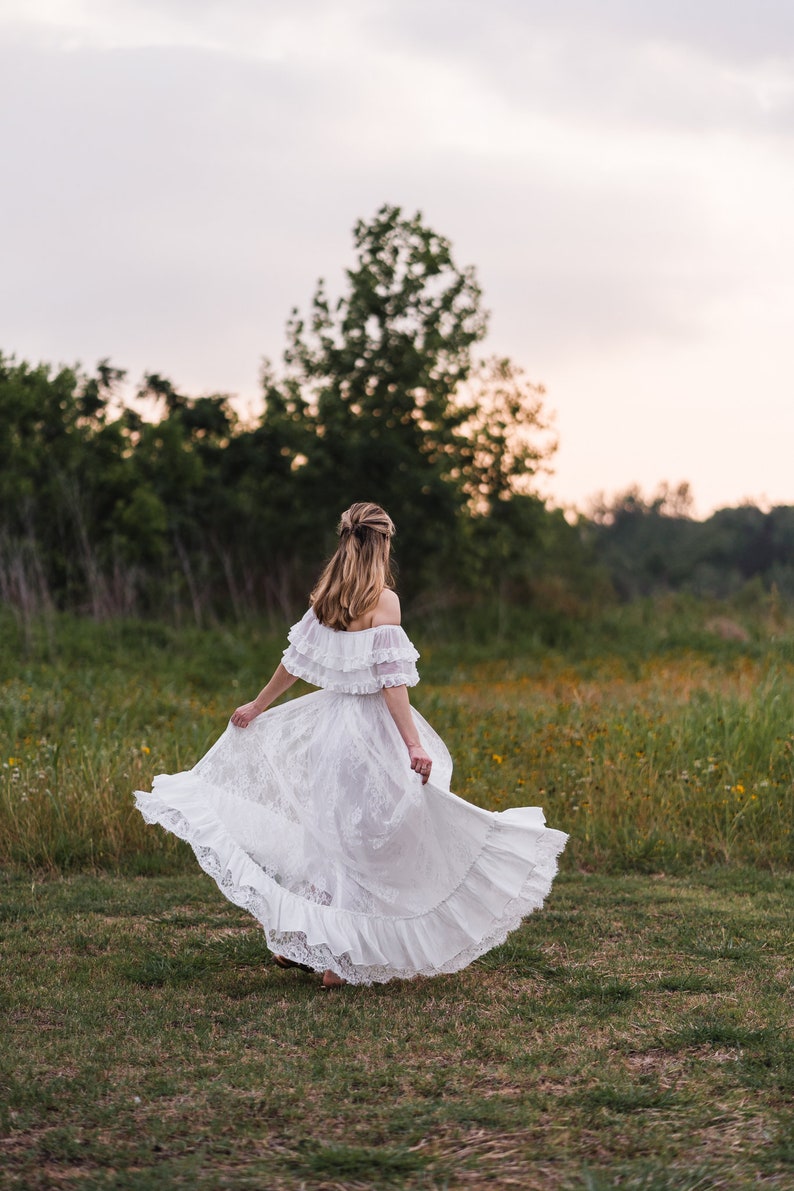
(134, 502, 567, 987)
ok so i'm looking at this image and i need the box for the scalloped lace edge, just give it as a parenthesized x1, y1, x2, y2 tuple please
(286, 618, 420, 672)
(282, 654, 420, 693)
(135, 794, 566, 985)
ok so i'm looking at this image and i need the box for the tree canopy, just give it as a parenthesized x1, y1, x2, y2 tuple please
(3, 208, 790, 626)
(0, 206, 567, 621)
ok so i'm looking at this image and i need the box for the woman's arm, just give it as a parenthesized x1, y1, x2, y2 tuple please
(231, 663, 297, 728)
(382, 684, 433, 784)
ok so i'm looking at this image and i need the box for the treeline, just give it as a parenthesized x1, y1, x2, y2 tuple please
(588, 485, 794, 603)
(0, 207, 586, 624)
(2, 206, 790, 627)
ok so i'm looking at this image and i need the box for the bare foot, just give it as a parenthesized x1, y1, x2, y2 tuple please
(322, 969, 346, 988)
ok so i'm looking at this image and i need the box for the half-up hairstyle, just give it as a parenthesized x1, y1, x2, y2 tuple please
(311, 502, 396, 630)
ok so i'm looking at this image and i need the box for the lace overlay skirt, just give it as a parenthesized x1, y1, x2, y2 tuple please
(134, 689, 567, 984)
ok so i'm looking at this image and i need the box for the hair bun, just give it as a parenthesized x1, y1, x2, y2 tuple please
(337, 502, 395, 540)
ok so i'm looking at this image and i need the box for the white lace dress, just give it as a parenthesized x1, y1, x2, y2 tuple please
(134, 609, 568, 984)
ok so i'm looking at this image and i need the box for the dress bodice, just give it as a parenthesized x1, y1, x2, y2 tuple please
(281, 607, 420, 694)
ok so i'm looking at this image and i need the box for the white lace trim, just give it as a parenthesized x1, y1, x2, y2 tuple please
(134, 785, 567, 986)
(281, 652, 419, 694)
(286, 608, 420, 671)
(282, 609, 420, 693)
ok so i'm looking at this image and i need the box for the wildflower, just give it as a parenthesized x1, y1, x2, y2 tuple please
(141, 746, 151, 755)
(491, 754, 503, 764)
(734, 784, 745, 795)
(8, 758, 17, 766)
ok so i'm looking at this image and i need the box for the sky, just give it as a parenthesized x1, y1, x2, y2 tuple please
(1, 0, 793, 517)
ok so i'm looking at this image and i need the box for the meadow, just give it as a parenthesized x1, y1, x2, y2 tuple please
(1, 598, 792, 875)
(1, 598, 792, 1188)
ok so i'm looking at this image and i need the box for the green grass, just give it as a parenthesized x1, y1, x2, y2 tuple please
(1, 601, 792, 873)
(1, 867, 791, 1189)
(1, 602, 792, 1186)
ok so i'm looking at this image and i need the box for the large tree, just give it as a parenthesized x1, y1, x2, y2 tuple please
(261, 204, 554, 589)
(0, 207, 561, 619)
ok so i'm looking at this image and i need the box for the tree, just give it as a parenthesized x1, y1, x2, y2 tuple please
(261, 204, 554, 590)
(0, 207, 563, 619)
(458, 356, 556, 513)
(0, 354, 142, 615)
(585, 483, 700, 598)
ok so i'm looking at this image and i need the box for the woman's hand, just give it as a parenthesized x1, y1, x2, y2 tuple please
(408, 744, 433, 784)
(231, 665, 296, 728)
(231, 701, 262, 728)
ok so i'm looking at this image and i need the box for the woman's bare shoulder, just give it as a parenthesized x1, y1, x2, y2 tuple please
(371, 588, 401, 627)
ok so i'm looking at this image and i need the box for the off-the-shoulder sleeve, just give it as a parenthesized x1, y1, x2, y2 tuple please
(281, 609, 420, 693)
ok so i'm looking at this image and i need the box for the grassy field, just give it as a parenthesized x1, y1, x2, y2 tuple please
(1, 600, 792, 874)
(0, 600, 792, 1188)
(1, 867, 791, 1189)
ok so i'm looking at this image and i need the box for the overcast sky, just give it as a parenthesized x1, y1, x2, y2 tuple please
(2, 0, 793, 515)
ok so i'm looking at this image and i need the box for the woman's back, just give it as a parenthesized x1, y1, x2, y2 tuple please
(345, 588, 401, 633)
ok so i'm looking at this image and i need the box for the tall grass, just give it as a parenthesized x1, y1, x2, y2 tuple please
(0, 600, 792, 873)
(421, 657, 794, 870)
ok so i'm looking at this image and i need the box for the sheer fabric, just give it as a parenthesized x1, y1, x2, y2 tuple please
(134, 609, 568, 984)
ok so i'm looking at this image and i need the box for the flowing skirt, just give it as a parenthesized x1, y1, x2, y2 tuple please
(134, 689, 568, 984)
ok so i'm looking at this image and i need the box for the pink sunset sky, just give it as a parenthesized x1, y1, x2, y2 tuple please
(1, 0, 793, 517)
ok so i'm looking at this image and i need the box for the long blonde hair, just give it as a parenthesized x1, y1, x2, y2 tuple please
(311, 502, 396, 630)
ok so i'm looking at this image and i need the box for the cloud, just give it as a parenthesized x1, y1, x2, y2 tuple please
(371, 0, 794, 70)
(1, 1, 792, 515)
(0, 0, 372, 60)
(366, 0, 794, 140)
(1, 14, 790, 379)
